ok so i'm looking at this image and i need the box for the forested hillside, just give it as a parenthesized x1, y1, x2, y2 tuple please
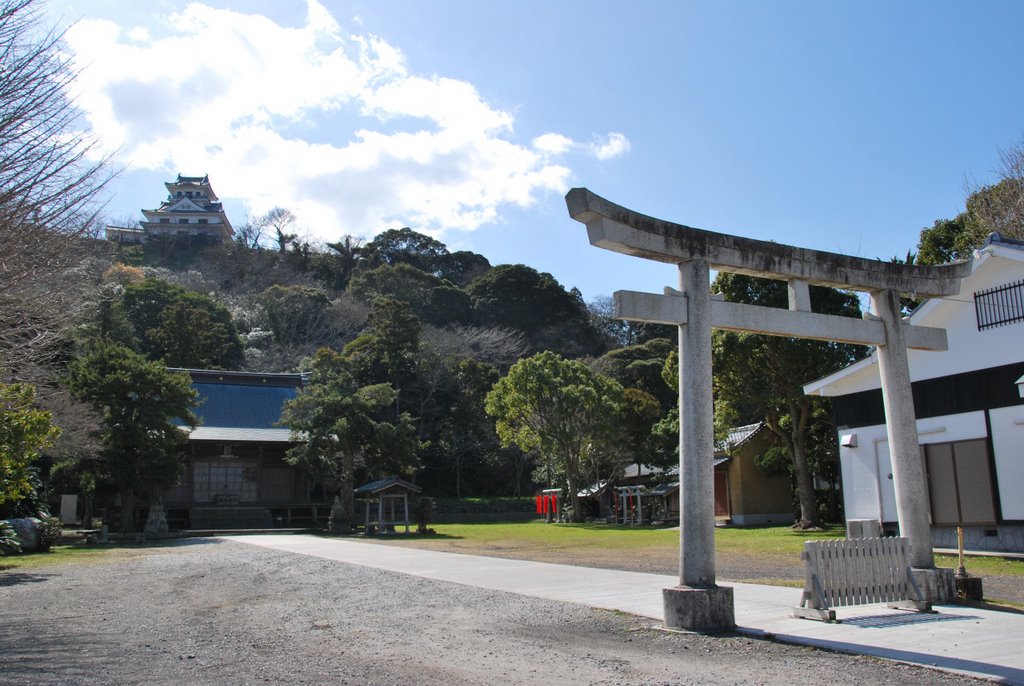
(37, 222, 675, 501)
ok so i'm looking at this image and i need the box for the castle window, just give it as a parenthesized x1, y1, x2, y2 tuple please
(178, 218, 188, 224)
(198, 218, 208, 224)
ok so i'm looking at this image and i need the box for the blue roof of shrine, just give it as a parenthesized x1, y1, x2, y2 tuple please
(170, 369, 305, 443)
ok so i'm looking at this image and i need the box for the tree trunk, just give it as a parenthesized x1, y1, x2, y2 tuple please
(566, 455, 583, 523)
(789, 432, 818, 528)
(569, 490, 583, 522)
(341, 452, 356, 528)
(511, 452, 527, 497)
(81, 495, 94, 529)
(454, 455, 462, 499)
(120, 489, 135, 533)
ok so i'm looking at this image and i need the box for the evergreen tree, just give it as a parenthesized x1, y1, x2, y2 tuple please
(485, 351, 623, 522)
(281, 348, 420, 529)
(0, 382, 60, 507)
(66, 342, 198, 532)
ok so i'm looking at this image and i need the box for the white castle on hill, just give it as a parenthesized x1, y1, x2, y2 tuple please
(105, 174, 234, 244)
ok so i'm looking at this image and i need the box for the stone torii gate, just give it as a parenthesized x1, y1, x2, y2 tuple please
(565, 188, 971, 632)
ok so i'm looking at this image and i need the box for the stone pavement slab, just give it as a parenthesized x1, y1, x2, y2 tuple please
(228, 534, 1024, 684)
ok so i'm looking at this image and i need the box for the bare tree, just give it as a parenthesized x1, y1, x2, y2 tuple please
(35, 384, 102, 459)
(422, 324, 529, 369)
(0, 0, 114, 379)
(261, 207, 297, 253)
(970, 139, 1024, 239)
(952, 137, 1024, 254)
(233, 214, 266, 249)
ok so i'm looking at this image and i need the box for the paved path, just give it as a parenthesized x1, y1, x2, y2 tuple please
(229, 534, 1023, 684)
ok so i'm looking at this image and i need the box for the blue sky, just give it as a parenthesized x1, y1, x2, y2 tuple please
(46, 0, 1024, 302)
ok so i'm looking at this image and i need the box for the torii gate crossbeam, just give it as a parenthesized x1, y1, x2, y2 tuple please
(566, 188, 970, 632)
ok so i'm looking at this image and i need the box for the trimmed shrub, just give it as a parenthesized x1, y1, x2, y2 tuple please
(37, 516, 62, 551)
(413, 497, 434, 534)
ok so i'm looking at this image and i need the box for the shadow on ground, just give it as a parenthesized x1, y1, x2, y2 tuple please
(0, 571, 55, 587)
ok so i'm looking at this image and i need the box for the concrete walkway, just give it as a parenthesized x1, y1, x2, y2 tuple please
(228, 534, 1023, 684)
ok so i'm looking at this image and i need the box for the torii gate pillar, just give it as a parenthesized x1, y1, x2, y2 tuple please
(566, 188, 969, 631)
(872, 289, 950, 602)
(664, 259, 735, 631)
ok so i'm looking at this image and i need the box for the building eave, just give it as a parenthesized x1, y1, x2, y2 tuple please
(185, 427, 298, 443)
(803, 353, 878, 397)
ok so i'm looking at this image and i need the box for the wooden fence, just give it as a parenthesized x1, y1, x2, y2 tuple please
(793, 536, 931, 622)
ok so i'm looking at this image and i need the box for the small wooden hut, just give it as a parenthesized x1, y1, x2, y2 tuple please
(354, 477, 422, 534)
(577, 481, 614, 520)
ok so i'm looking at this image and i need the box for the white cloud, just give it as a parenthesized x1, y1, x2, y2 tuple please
(533, 133, 574, 156)
(126, 26, 150, 42)
(591, 132, 631, 160)
(64, 0, 626, 239)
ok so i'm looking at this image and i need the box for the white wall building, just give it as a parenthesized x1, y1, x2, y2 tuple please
(805, 234, 1024, 552)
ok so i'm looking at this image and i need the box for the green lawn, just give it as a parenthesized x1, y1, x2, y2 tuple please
(934, 553, 1024, 578)
(431, 519, 679, 550)
(420, 518, 1024, 578)
(714, 523, 846, 555)
(426, 519, 847, 554)
(1, 545, 114, 570)
(0, 541, 174, 571)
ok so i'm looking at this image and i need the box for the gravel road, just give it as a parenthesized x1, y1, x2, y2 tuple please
(0, 538, 987, 685)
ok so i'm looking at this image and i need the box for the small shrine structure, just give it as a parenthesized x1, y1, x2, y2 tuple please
(355, 477, 422, 534)
(537, 488, 561, 522)
(614, 484, 648, 525)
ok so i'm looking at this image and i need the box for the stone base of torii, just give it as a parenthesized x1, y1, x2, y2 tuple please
(566, 189, 967, 632)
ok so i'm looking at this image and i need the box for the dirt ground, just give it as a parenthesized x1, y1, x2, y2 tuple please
(0, 539, 991, 685)
(362, 533, 1024, 605)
